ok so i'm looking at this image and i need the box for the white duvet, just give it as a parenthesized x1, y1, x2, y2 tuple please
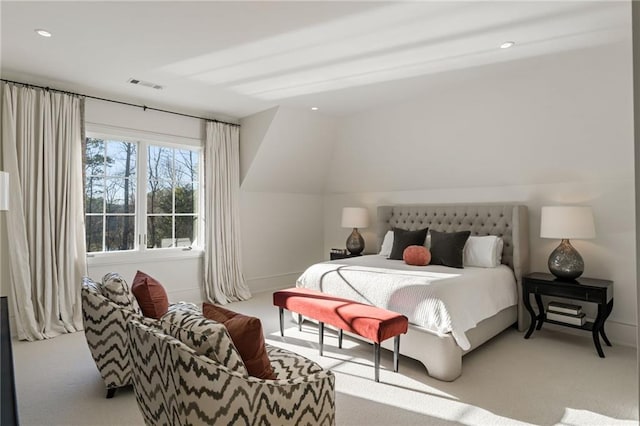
(296, 255, 517, 350)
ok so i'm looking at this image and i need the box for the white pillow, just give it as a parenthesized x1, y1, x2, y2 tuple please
(463, 236, 503, 268)
(379, 230, 394, 256)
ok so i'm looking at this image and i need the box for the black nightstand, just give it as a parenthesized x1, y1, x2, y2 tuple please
(329, 252, 362, 261)
(523, 272, 613, 357)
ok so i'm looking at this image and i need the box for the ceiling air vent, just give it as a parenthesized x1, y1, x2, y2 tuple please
(127, 78, 163, 90)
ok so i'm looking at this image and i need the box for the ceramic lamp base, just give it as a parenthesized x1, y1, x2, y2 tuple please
(346, 228, 364, 255)
(548, 239, 584, 280)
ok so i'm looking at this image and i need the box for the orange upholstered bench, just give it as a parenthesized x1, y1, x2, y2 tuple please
(273, 287, 409, 382)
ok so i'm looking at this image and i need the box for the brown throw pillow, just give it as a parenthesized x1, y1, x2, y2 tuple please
(202, 302, 276, 380)
(131, 271, 169, 319)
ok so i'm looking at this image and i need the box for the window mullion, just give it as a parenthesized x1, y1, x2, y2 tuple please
(197, 149, 204, 248)
(102, 146, 107, 252)
(138, 140, 148, 252)
(172, 149, 176, 246)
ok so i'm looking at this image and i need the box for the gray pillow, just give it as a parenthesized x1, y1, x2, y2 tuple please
(389, 227, 428, 260)
(430, 230, 471, 268)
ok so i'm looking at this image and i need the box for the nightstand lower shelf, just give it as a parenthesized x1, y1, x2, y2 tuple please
(543, 318, 594, 332)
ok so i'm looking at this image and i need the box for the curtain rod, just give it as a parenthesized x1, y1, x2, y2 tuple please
(0, 78, 240, 128)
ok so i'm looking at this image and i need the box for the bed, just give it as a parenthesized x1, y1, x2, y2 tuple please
(296, 204, 529, 381)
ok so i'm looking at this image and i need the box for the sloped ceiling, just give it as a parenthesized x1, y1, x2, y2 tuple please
(324, 42, 633, 194)
(240, 107, 337, 193)
(241, 39, 632, 196)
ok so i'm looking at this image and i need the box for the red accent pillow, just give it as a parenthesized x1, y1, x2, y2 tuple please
(131, 271, 169, 319)
(202, 302, 276, 380)
(403, 245, 431, 266)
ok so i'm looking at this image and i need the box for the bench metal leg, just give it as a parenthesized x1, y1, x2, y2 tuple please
(279, 307, 284, 337)
(319, 322, 324, 356)
(298, 313, 303, 331)
(374, 342, 380, 382)
(338, 329, 343, 349)
(394, 335, 400, 373)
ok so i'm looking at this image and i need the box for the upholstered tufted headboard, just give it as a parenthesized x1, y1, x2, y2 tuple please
(377, 204, 529, 331)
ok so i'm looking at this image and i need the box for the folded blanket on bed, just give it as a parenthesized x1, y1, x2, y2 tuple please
(296, 255, 517, 350)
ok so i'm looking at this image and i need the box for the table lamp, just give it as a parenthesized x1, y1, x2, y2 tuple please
(540, 206, 595, 280)
(341, 207, 369, 255)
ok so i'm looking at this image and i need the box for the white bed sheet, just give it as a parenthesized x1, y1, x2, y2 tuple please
(296, 255, 517, 350)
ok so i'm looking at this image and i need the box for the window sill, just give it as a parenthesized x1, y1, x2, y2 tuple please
(86, 248, 204, 267)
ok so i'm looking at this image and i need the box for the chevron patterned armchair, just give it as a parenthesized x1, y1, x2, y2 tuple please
(127, 312, 336, 425)
(81, 275, 157, 398)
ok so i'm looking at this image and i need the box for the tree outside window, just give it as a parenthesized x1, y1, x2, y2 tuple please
(84, 136, 199, 253)
(146, 146, 198, 249)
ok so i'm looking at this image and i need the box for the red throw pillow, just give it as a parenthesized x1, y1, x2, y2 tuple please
(131, 271, 169, 319)
(202, 302, 276, 380)
(403, 245, 431, 266)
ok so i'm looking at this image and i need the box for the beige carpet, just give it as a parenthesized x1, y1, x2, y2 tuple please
(11, 291, 639, 425)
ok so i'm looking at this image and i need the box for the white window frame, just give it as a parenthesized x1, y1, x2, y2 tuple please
(84, 126, 204, 263)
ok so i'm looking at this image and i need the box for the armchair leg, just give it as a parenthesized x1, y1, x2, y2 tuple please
(106, 388, 116, 399)
(279, 307, 284, 336)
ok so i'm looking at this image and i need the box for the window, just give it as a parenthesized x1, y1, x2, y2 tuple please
(85, 138, 137, 252)
(146, 146, 199, 249)
(84, 134, 201, 254)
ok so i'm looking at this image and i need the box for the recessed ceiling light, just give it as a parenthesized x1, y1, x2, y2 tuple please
(311, 107, 319, 111)
(35, 29, 52, 38)
(500, 41, 515, 49)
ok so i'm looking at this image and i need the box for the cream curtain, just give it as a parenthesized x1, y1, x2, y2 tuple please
(203, 121, 251, 304)
(1, 82, 87, 340)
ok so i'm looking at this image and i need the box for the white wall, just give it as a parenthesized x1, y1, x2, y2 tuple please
(326, 44, 633, 193)
(240, 106, 278, 184)
(241, 106, 338, 193)
(323, 42, 637, 347)
(632, 0, 640, 406)
(239, 107, 330, 293)
(88, 255, 203, 303)
(85, 98, 206, 144)
(240, 191, 324, 293)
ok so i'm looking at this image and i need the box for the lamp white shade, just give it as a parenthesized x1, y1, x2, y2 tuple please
(540, 206, 595, 239)
(341, 207, 369, 229)
(0, 171, 8, 211)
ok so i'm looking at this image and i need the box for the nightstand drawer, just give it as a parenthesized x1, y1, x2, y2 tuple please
(528, 282, 590, 302)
